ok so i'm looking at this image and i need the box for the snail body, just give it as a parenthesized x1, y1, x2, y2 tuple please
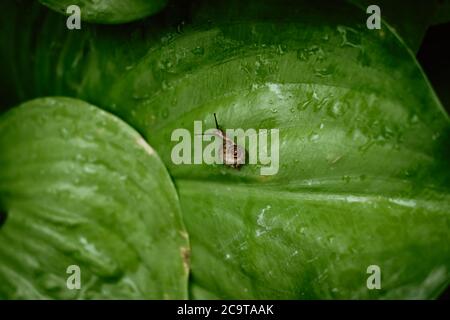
(212, 114, 245, 169)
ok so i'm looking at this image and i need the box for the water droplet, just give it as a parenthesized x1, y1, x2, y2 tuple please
(83, 165, 96, 174)
(337, 25, 361, 48)
(308, 132, 320, 142)
(75, 153, 86, 162)
(161, 80, 172, 91)
(277, 44, 287, 55)
(176, 21, 185, 34)
(296, 49, 307, 61)
(84, 133, 94, 141)
(133, 92, 149, 100)
(297, 100, 310, 111)
(296, 45, 325, 62)
(192, 46, 204, 55)
(328, 101, 348, 118)
(315, 65, 334, 77)
(60, 127, 69, 138)
(409, 114, 419, 125)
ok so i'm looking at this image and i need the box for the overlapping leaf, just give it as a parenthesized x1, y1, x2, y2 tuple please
(0, 97, 189, 299)
(39, 0, 167, 24)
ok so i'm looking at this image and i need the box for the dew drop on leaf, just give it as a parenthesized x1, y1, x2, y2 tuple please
(297, 101, 310, 111)
(192, 46, 205, 55)
(60, 127, 69, 138)
(161, 108, 169, 119)
(308, 132, 320, 142)
(84, 133, 94, 141)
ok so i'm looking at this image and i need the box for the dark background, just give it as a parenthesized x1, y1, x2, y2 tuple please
(417, 22, 450, 114)
(417, 22, 450, 299)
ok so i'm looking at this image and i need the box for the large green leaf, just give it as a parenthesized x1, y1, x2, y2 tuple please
(0, 97, 189, 299)
(1, 0, 449, 299)
(103, 0, 450, 299)
(39, 0, 168, 24)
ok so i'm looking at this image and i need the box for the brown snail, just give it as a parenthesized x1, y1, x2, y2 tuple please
(212, 113, 245, 169)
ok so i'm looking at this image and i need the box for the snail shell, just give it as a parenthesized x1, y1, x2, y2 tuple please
(212, 129, 245, 168)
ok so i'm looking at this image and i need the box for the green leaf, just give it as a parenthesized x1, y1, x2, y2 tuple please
(0, 97, 189, 299)
(349, 0, 440, 53)
(39, 0, 168, 24)
(102, 0, 450, 299)
(1, 0, 449, 299)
